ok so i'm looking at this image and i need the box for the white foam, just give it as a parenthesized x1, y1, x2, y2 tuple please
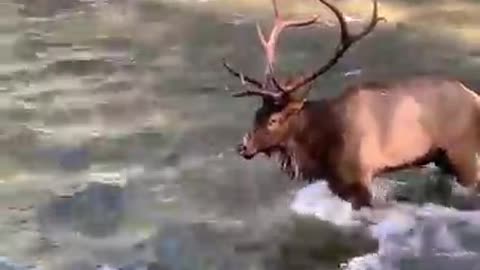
(290, 181, 480, 270)
(290, 181, 358, 227)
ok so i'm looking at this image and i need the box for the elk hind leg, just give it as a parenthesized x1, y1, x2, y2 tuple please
(427, 152, 456, 205)
(445, 144, 479, 193)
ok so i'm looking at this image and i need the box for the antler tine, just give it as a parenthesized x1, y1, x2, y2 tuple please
(258, 0, 319, 89)
(287, 0, 384, 93)
(271, 0, 279, 17)
(231, 82, 284, 100)
(222, 59, 263, 89)
(224, 58, 282, 100)
(231, 88, 283, 99)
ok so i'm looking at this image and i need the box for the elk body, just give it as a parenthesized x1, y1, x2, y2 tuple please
(223, 0, 480, 209)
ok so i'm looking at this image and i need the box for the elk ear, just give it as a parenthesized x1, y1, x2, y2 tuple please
(288, 81, 314, 102)
(284, 100, 305, 117)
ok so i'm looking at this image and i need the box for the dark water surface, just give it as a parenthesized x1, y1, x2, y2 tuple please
(1, 0, 480, 269)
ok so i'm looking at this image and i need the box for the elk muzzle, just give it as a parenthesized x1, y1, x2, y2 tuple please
(236, 133, 257, 159)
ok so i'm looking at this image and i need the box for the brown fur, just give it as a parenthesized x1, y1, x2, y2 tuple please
(237, 76, 480, 209)
(226, 0, 480, 209)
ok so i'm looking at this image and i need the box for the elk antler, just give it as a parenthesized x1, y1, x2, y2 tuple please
(223, 0, 384, 103)
(286, 0, 385, 94)
(223, 0, 319, 101)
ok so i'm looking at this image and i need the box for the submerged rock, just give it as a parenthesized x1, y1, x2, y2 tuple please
(37, 182, 126, 238)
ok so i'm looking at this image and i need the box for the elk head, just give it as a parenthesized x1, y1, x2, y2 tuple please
(224, 0, 384, 162)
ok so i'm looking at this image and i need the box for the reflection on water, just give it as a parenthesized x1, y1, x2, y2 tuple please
(1, 0, 480, 269)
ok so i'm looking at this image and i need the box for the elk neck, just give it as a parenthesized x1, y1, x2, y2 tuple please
(284, 99, 343, 181)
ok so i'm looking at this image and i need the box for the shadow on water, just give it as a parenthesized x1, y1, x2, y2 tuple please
(31, 179, 376, 270)
(150, 217, 376, 270)
(37, 182, 126, 238)
(1, 0, 480, 269)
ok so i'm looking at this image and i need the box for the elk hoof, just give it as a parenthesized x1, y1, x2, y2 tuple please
(350, 193, 373, 210)
(351, 200, 372, 211)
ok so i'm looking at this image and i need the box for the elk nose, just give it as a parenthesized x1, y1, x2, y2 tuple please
(236, 143, 247, 155)
(236, 143, 254, 159)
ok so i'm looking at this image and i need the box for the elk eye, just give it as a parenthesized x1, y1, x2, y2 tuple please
(268, 117, 278, 126)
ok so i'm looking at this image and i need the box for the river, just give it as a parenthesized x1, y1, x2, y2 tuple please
(1, 0, 480, 269)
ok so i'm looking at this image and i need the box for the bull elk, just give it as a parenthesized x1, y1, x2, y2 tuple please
(222, 0, 480, 209)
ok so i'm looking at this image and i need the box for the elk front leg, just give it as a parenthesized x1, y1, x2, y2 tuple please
(328, 176, 373, 210)
(444, 142, 479, 191)
(348, 182, 373, 210)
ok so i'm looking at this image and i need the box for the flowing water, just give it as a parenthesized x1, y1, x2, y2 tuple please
(1, 0, 480, 269)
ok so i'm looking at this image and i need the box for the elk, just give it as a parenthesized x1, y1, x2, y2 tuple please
(222, 0, 480, 209)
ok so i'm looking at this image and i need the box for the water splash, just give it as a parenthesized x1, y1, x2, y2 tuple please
(290, 179, 480, 270)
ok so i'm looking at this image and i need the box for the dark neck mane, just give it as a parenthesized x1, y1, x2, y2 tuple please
(274, 100, 341, 182)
